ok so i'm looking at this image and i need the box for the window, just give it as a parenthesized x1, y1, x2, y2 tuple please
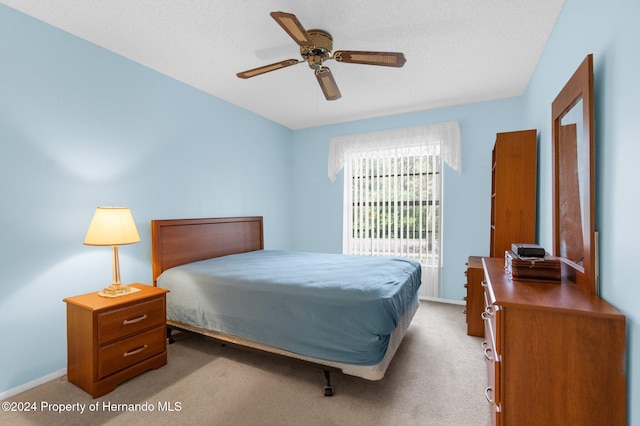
(329, 122, 461, 298)
(345, 148, 441, 266)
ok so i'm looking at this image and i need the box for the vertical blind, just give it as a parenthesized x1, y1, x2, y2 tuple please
(343, 145, 441, 265)
(328, 122, 461, 269)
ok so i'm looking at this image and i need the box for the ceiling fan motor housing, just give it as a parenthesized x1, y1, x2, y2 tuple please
(301, 29, 333, 69)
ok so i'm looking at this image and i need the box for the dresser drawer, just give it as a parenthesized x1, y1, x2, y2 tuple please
(482, 282, 502, 425)
(483, 309, 500, 402)
(483, 290, 500, 351)
(98, 325, 165, 379)
(98, 297, 165, 343)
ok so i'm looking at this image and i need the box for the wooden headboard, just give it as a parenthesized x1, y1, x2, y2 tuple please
(151, 216, 264, 285)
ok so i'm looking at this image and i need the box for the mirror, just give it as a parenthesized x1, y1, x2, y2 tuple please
(558, 99, 585, 263)
(552, 54, 596, 295)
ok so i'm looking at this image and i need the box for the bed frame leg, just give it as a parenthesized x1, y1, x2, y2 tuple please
(166, 326, 175, 344)
(323, 370, 334, 396)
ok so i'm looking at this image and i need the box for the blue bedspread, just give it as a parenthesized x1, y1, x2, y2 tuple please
(158, 250, 421, 365)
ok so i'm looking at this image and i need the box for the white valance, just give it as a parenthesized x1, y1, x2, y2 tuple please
(328, 121, 461, 182)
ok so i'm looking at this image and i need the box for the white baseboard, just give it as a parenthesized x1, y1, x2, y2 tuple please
(0, 368, 67, 400)
(419, 296, 465, 305)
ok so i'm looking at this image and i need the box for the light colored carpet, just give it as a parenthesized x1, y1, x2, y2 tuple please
(1, 301, 490, 425)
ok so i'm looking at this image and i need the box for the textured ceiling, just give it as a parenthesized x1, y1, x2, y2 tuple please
(1, 0, 565, 129)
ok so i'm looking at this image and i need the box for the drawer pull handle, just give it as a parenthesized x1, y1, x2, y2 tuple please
(123, 314, 147, 325)
(484, 346, 493, 361)
(485, 387, 494, 404)
(481, 280, 488, 288)
(123, 345, 148, 357)
(481, 311, 490, 320)
(482, 340, 493, 360)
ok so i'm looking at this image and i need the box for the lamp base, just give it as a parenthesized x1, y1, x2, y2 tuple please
(98, 283, 141, 298)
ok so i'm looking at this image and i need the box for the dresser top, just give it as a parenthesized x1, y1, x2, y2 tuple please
(482, 258, 624, 320)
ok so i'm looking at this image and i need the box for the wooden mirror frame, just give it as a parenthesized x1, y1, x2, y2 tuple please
(551, 54, 596, 295)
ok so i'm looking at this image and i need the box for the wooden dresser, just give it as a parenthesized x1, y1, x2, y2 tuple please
(481, 258, 626, 425)
(464, 256, 485, 337)
(64, 283, 169, 398)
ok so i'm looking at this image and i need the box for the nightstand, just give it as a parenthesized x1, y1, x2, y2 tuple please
(64, 283, 169, 398)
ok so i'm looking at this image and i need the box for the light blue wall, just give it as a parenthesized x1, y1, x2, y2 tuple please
(290, 100, 527, 300)
(0, 6, 293, 393)
(522, 0, 640, 423)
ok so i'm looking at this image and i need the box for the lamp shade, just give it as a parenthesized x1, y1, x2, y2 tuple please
(83, 207, 140, 246)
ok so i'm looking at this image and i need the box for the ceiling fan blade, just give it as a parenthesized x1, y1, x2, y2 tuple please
(270, 11, 314, 47)
(236, 59, 300, 79)
(315, 67, 341, 101)
(334, 51, 407, 67)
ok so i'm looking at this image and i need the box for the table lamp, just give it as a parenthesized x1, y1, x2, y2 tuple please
(84, 207, 141, 297)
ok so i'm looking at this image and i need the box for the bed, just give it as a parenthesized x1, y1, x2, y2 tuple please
(151, 216, 421, 395)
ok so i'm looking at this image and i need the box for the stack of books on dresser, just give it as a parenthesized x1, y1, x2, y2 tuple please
(505, 244, 561, 283)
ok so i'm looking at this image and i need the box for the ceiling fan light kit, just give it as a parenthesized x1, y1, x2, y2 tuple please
(236, 11, 406, 100)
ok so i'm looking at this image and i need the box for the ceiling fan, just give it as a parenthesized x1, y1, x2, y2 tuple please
(236, 11, 407, 101)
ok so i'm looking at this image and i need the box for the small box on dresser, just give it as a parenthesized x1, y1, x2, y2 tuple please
(64, 284, 169, 398)
(504, 250, 561, 283)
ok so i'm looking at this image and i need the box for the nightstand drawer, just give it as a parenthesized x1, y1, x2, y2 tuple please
(98, 325, 165, 379)
(98, 297, 165, 343)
